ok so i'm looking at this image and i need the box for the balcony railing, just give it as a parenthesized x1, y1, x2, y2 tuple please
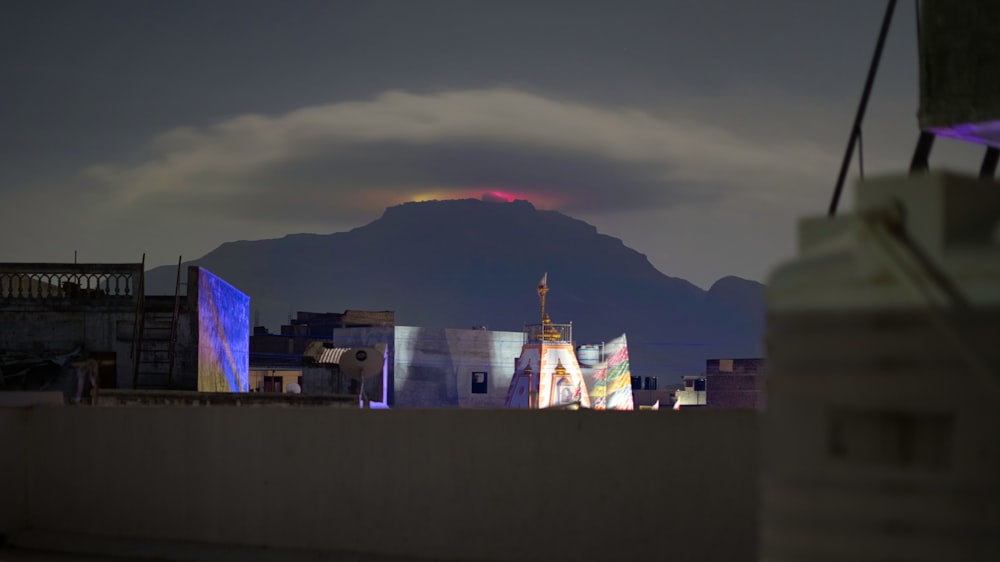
(524, 322, 572, 344)
(0, 263, 141, 300)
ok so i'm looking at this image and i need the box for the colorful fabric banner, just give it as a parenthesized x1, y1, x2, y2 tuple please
(588, 333, 634, 410)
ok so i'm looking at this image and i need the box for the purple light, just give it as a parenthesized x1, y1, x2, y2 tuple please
(928, 119, 1000, 148)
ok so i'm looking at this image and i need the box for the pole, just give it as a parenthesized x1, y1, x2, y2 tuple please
(828, 0, 897, 216)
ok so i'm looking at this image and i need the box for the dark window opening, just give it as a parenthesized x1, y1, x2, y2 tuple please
(471, 371, 488, 394)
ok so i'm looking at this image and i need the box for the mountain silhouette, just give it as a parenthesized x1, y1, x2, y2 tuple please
(146, 198, 764, 379)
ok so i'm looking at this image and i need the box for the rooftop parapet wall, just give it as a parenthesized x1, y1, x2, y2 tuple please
(0, 263, 141, 309)
(11, 407, 758, 562)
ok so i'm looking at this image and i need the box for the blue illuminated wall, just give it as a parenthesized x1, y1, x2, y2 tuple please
(195, 267, 250, 392)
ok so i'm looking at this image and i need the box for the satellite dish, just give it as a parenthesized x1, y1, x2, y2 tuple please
(339, 346, 384, 381)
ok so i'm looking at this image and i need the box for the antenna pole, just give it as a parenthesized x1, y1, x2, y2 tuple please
(537, 272, 548, 325)
(828, 0, 897, 216)
(539, 286, 548, 324)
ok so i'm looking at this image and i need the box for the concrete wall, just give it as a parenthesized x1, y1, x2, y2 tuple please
(0, 393, 62, 538)
(394, 326, 525, 408)
(0, 306, 137, 390)
(300, 365, 346, 394)
(6, 405, 758, 562)
(171, 306, 197, 390)
(706, 373, 762, 409)
(0, 407, 27, 536)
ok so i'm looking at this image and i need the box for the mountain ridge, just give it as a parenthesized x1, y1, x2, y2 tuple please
(146, 198, 764, 377)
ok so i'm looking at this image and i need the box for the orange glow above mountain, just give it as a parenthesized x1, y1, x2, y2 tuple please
(347, 187, 570, 211)
(407, 188, 569, 208)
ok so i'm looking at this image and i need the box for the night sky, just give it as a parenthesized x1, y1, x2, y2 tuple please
(0, 1, 982, 287)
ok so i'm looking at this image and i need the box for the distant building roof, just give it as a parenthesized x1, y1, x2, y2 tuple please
(283, 310, 395, 336)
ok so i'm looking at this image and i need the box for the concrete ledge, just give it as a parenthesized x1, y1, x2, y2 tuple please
(97, 390, 357, 407)
(10, 529, 438, 562)
(0, 392, 65, 408)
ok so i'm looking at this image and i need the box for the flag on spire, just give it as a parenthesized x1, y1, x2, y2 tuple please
(537, 272, 548, 296)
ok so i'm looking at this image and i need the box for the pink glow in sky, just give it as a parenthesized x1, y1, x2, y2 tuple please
(393, 188, 570, 209)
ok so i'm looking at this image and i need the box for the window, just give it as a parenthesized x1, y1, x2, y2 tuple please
(263, 376, 283, 393)
(471, 371, 488, 393)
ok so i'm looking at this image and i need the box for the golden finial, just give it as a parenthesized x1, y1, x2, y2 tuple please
(554, 358, 566, 376)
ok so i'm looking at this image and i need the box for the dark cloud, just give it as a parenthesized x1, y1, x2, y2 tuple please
(0, 1, 935, 285)
(79, 89, 834, 229)
(243, 139, 693, 218)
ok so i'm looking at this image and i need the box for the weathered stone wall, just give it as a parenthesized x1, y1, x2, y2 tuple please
(0, 306, 136, 389)
(0, 406, 27, 535)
